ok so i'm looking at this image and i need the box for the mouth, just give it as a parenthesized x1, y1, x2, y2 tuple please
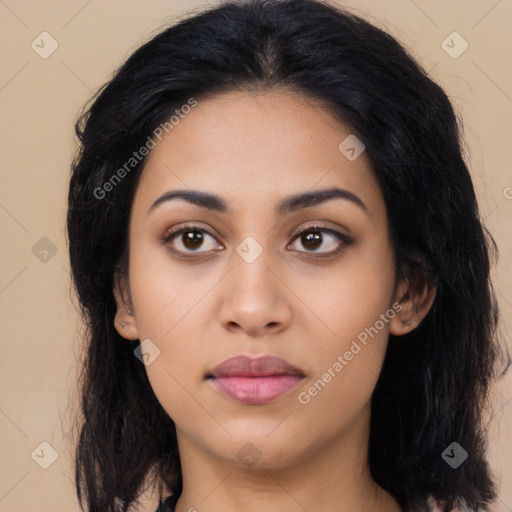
(205, 354, 306, 406)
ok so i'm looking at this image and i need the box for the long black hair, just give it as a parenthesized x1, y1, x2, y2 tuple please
(66, 0, 510, 510)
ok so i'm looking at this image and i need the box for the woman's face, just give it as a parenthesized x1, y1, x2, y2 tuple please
(114, 90, 409, 469)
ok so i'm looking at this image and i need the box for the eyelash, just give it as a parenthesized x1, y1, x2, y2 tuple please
(162, 223, 352, 260)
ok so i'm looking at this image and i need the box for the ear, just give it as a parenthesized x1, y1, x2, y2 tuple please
(112, 267, 139, 341)
(390, 267, 436, 336)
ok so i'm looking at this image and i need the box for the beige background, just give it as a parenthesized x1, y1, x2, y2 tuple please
(0, 1, 511, 511)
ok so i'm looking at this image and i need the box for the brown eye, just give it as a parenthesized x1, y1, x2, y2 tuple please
(301, 231, 322, 251)
(181, 229, 204, 250)
(289, 226, 351, 258)
(164, 225, 223, 255)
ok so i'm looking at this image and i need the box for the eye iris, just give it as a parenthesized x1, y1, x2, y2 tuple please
(302, 231, 322, 250)
(183, 230, 203, 250)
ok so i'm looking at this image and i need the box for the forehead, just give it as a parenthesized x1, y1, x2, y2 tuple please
(133, 90, 384, 219)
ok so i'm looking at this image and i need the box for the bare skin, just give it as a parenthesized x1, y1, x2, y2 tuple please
(113, 89, 435, 512)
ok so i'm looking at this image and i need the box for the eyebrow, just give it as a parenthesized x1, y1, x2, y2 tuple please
(147, 187, 367, 217)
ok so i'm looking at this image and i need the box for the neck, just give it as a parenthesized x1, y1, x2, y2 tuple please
(173, 405, 402, 512)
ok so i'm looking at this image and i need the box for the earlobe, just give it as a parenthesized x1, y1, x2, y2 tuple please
(390, 274, 436, 336)
(112, 269, 139, 341)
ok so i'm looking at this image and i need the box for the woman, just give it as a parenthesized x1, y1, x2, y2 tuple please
(66, 0, 510, 511)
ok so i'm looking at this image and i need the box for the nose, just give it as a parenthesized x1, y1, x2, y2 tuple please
(218, 248, 292, 337)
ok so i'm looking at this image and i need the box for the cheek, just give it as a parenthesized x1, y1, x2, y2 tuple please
(128, 239, 205, 340)
(135, 305, 206, 428)
(293, 242, 395, 413)
(127, 249, 207, 411)
(295, 320, 391, 440)
(294, 238, 396, 350)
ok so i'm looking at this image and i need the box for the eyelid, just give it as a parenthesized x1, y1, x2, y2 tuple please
(290, 223, 351, 241)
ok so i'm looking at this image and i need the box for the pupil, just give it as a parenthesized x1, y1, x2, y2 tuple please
(303, 232, 321, 250)
(183, 230, 203, 250)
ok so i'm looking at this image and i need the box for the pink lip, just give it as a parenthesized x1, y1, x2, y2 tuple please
(206, 355, 305, 405)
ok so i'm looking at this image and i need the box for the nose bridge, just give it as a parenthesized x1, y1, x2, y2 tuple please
(218, 232, 291, 334)
(231, 233, 279, 301)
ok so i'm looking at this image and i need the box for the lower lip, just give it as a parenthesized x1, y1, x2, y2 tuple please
(209, 375, 304, 405)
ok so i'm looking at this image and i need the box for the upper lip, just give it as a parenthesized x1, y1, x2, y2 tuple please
(207, 355, 306, 378)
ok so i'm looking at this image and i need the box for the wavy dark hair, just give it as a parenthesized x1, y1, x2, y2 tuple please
(66, 0, 510, 511)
